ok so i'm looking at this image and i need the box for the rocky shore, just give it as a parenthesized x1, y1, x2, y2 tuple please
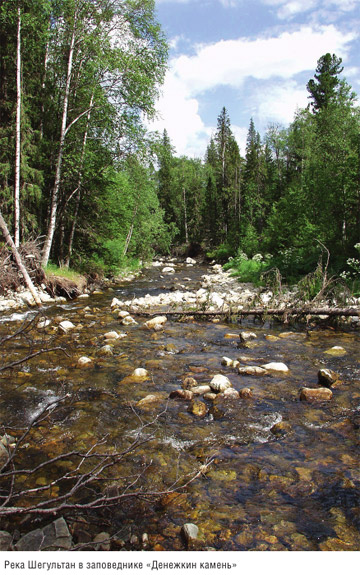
(1, 257, 359, 326)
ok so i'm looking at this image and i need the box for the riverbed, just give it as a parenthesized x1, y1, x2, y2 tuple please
(0, 261, 359, 551)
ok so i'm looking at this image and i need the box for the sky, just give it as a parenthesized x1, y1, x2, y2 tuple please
(147, 0, 360, 158)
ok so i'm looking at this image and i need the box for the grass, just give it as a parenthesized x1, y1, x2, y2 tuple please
(44, 263, 84, 281)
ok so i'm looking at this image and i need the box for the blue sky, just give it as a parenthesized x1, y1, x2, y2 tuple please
(147, 0, 360, 157)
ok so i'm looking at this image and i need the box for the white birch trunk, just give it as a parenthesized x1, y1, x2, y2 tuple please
(64, 93, 94, 268)
(41, 9, 78, 267)
(14, 3, 21, 248)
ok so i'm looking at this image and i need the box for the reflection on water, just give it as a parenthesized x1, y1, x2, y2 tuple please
(0, 263, 359, 550)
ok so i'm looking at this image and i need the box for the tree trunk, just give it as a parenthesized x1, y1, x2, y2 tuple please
(14, 3, 21, 248)
(123, 204, 139, 256)
(41, 9, 78, 267)
(0, 210, 42, 307)
(64, 92, 94, 268)
(183, 186, 188, 244)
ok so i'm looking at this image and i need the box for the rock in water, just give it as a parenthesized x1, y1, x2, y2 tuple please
(181, 523, 199, 544)
(300, 387, 333, 401)
(318, 368, 340, 387)
(209, 374, 232, 392)
(144, 316, 167, 329)
(261, 362, 289, 373)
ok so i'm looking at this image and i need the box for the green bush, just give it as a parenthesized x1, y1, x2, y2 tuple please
(224, 251, 270, 284)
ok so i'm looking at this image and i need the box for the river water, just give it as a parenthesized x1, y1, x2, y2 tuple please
(0, 262, 359, 551)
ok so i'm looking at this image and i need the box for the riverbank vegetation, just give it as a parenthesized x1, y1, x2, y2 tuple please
(0, 1, 359, 296)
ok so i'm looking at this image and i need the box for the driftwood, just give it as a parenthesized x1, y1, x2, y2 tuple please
(131, 307, 359, 319)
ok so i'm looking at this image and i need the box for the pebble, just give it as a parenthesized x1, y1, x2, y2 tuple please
(238, 366, 267, 376)
(188, 400, 207, 417)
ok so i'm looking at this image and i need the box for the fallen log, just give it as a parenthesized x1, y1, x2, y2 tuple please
(130, 307, 359, 318)
(0, 210, 42, 307)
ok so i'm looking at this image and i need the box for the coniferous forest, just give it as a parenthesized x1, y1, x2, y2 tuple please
(1, 0, 360, 289)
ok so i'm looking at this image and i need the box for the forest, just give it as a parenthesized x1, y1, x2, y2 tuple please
(1, 0, 360, 291)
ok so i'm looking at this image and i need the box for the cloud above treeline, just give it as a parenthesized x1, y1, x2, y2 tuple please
(150, 2, 359, 157)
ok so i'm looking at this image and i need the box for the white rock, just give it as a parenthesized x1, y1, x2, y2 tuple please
(144, 316, 167, 329)
(77, 294, 89, 299)
(118, 310, 129, 318)
(261, 362, 289, 373)
(162, 267, 175, 274)
(186, 257, 196, 264)
(132, 368, 149, 377)
(210, 374, 232, 392)
(78, 356, 92, 366)
(111, 297, 122, 308)
(37, 319, 51, 329)
(59, 320, 75, 333)
(121, 315, 137, 326)
(221, 357, 234, 367)
(240, 331, 257, 342)
(104, 331, 120, 340)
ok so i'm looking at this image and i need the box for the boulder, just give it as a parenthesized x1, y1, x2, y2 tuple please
(181, 523, 199, 544)
(222, 388, 240, 399)
(0, 531, 12, 551)
(93, 532, 111, 551)
(144, 316, 167, 329)
(118, 310, 129, 318)
(191, 385, 212, 396)
(240, 331, 257, 342)
(238, 366, 267, 376)
(15, 517, 72, 551)
(77, 356, 92, 367)
(132, 368, 149, 378)
(58, 320, 75, 333)
(318, 368, 340, 388)
(261, 362, 289, 373)
(98, 345, 113, 357)
(210, 374, 232, 392)
(300, 387, 333, 401)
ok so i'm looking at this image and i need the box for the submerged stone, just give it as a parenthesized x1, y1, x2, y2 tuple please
(188, 400, 207, 417)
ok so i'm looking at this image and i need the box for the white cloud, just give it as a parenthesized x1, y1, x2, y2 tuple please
(256, 81, 309, 125)
(263, 0, 360, 19)
(148, 24, 357, 157)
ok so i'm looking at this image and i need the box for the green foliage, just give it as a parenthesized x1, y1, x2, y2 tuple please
(224, 251, 271, 284)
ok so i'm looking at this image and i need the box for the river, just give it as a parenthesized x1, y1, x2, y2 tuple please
(0, 261, 359, 551)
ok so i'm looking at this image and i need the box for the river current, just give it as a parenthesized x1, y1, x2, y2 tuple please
(0, 262, 359, 551)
